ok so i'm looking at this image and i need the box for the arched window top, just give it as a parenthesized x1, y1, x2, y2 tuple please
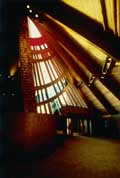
(27, 16, 42, 38)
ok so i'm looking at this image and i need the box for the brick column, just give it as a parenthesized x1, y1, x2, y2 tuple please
(19, 17, 36, 112)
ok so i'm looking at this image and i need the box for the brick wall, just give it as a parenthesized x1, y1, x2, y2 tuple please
(19, 17, 36, 112)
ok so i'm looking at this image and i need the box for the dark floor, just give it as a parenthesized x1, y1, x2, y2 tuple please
(7, 135, 120, 178)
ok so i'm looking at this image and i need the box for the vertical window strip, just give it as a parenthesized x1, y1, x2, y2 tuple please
(30, 45, 34, 50)
(47, 60, 57, 80)
(55, 98, 61, 109)
(47, 86, 56, 99)
(37, 45, 40, 50)
(54, 83, 61, 94)
(37, 106, 41, 113)
(60, 78, 67, 89)
(67, 88, 76, 106)
(45, 88, 49, 99)
(69, 85, 81, 106)
(50, 102, 54, 114)
(34, 46, 36, 50)
(63, 92, 70, 106)
(58, 81, 64, 90)
(54, 56, 64, 74)
(65, 89, 74, 106)
(34, 54, 37, 59)
(38, 54, 42, 60)
(44, 43, 48, 48)
(53, 85, 58, 96)
(38, 89, 43, 102)
(32, 63, 37, 87)
(57, 81, 63, 93)
(46, 61, 55, 81)
(68, 87, 77, 106)
(47, 51, 51, 58)
(51, 58, 61, 76)
(53, 57, 63, 75)
(33, 63, 40, 87)
(36, 90, 40, 103)
(41, 44, 45, 50)
(61, 93, 68, 105)
(48, 60, 58, 79)
(44, 61, 53, 82)
(48, 102, 52, 114)
(40, 62, 51, 84)
(57, 96, 63, 107)
(41, 105, 45, 114)
(52, 58, 62, 77)
(42, 88, 47, 101)
(44, 104, 47, 114)
(59, 94, 66, 106)
(35, 90, 38, 103)
(45, 103, 50, 114)
(35, 62, 42, 86)
(38, 62, 44, 85)
(37, 62, 43, 86)
(35, 90, 40, 103)
(70, 88, 79, 106)
(33, 54, 35, 60)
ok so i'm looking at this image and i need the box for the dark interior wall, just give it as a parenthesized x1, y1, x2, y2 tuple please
(6, 113, 56, 152)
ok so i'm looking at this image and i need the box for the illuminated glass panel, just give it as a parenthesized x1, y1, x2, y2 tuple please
(35, 54, 38, 59)
(31, 46, 34, 50)
(46, 61, 55, 80)
(52, 59, 62, 75)
(42, 89, 47, 101)
(37, 54, 41, 60)
(55, 98, 61, 108)
(33, 54, 35, 60)
(32, 64, 37, 87)
(67, 89, 76, 106)
(69, 89, 77, 106)
(59, 95, 66, 105)
(48, 60, 58, 79)
(37, 45, 40, 50)
(34, 46, 37, 50)
(54, 83, 60, 94)
(37, 106, 41, 113)
(41, 45, 45, 50)
(69, 85, 80, 106)
(27, 17, 42, 38)
(40, 62, 51, 84)
(45, 103, 50, 114)
(41, 105, 45, 113)
(47, 52, 51, 57)
(61, 77, 68, 87)
(35, 90, 39, 103)
(44, 43, 48, 48)
(38, 90, 43, 102)
(34, 64, 40, 86)
(63, 91, 71, 105)
(47, 86, 56, 99)
(58, 81, 63, 90)
(37, 63, 44, 85)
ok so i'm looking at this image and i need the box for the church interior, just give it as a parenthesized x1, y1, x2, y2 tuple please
(1, 0, 120, 177)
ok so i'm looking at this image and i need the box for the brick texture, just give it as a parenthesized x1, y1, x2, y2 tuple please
(19, 17, 36, 112)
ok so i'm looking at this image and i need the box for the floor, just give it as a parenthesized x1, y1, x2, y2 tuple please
(6, 135, 120, 178)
